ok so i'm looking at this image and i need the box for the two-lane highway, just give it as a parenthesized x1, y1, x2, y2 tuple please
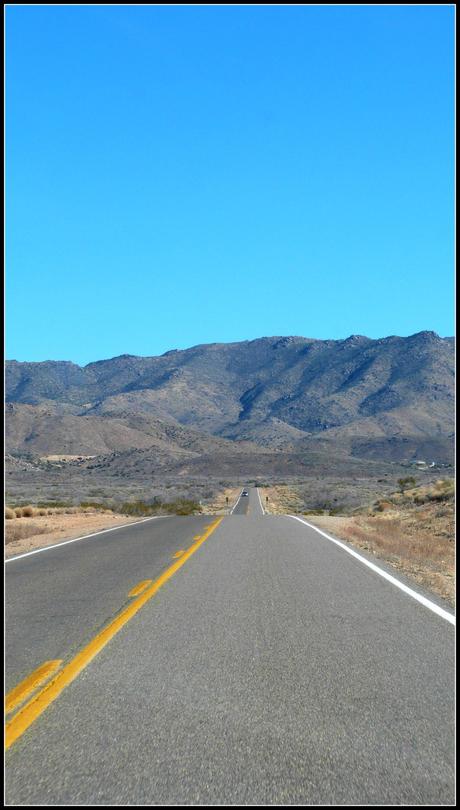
(5, 488, 455, 804)
(230, 486, 263, 515)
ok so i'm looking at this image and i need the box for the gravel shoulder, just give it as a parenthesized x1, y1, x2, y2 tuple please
(4, 512, 140, 559)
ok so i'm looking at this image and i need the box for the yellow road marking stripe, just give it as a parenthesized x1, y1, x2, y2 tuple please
(128, 580, 152, 597)
(193, 535, 202, 540)
(5, 518, 223, 750)
(5, 660, 62, 715)
(173, 550, 185, 558)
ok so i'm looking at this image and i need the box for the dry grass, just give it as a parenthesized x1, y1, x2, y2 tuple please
(259, 485, 304, 515)
(202, 487, 242, 514)
(5, 521, 48, 544)
(260, 478, 455, 607)
(4, 510, 140, 558)
(310, 496, 455, 607)
(5, 504, 112, 519)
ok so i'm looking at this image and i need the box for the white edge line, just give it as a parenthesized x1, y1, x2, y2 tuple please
(289, 515, 455, 626)
(5, 515, 171, 563)
(256, 487, 265, 515)
(230, 489, 244, 514)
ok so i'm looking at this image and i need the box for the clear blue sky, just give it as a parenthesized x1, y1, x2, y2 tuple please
(6, 5, 455, 365)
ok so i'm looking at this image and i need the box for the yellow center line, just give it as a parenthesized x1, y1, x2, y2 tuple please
(128, 580, 153, 597)
(5, 660, 62, 716)
(173, 550, 185, 558)
(193, 535, 202, 540)
(5, 517, 223, 750)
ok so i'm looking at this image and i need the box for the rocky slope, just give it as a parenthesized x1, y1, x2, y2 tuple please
(6, 331, 454, 464)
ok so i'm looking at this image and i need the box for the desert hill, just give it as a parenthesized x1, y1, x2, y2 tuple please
(6, 331, 454, 464)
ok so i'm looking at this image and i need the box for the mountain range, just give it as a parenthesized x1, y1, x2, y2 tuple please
(6, 331, 455, 467)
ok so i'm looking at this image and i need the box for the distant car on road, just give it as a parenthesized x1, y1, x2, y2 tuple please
(242, 490, 249, 496)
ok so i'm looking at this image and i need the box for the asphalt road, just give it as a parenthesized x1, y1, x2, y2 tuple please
(230, 486, 263, 515)
(5, 489, 455, 805)
(5, 515, 214, 693)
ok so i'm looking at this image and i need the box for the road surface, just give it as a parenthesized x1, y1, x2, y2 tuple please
(230, 487, 255, 514)
(5, 488, 455, 804)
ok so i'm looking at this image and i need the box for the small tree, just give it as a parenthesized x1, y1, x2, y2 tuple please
(398, 476, 416, 493)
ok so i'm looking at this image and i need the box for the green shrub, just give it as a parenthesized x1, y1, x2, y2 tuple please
(119, 499, 202, 517)
(398, 477, 416, 493)
(37, 500, 73, 508)
(119, 500, 157, 517)
(165, 499, 201, 516)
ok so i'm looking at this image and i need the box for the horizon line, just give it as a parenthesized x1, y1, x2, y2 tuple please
(5, 330, 454, 367)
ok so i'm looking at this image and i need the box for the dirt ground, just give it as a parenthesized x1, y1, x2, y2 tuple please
(201, 487, 241, 514)
(4, 486, 240, 558)
(40, 455, 96, 462)
(261, 485, 304, 514)
(5, 512, 140, 559)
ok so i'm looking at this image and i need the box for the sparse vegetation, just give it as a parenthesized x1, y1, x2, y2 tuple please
(36, 500, 73, 508)
(119, 498, 201, 517)
(6, 522, 48, 544)
(201, 487, 241, 514)
(80, 501, 109, 511)
(4, 507, 139, 556)
(3, 492, 203, 558)
(259, 478, 454, 605)
(375, 500, 394, 512)
(412, 478, 454, 503)
(398, 476, 417, 493)
(306, 478, 455, 606)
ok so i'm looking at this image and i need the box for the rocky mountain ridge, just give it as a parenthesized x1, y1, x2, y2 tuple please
(6, 331, 455, 464)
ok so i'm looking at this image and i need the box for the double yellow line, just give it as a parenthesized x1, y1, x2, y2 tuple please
(5, 518, 222, 750)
